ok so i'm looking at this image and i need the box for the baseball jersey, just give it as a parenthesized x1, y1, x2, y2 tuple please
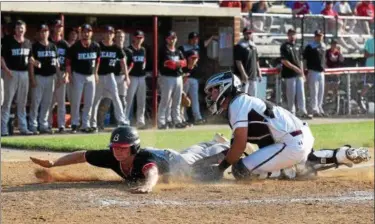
(67, 40, 101, 75)
(31, 41, 59, 76)
(303, 41, 326, 72)
(98, 42, 125, 75)
(280, 41, 301, 79)
(228, 93, 304, 148)
(50, 38, 69, 72)
(178, 42, 203, 79)
(84, 150, 169, 183)
(159, 46, 185, 77)
(233, 40, 259, 81)
(1, 36, 32, 71)
(125, 45, 146, 77)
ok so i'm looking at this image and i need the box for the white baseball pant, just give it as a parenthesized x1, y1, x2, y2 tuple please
(1, 70, 30, 134)
(126, 76, 147, 126)
(29, 75, 56, 131)
(183, 77, 202, 121)
(48, 71, 67, 129)
(242, 80, 258, 97)
(71, 72, 96, 129)
(285, 76, 308, 115)
(308, 70, 325, 114)
(91, 73, 127, 128)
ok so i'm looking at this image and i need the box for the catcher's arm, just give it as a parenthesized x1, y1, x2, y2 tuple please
(130, 164, 159, 194)
(30, 151, 87, 168)
(218, 127, 248, 170)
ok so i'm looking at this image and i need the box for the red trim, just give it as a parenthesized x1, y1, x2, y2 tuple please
(129, 62, 134, 70)
(142, 163, 156, 175)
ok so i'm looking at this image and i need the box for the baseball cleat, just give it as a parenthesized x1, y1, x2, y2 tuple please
(212, 133, 229, 144)
(346, 147, 371, 164)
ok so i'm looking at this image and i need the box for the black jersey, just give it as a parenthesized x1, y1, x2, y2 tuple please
(280, 41, 302, 79)
(31, 41, 59, 76)
(98, 42, 125, 75)
(85, 150, 169, 183)
(1, 36, 32, 71)
(233, 41, 259, 81)
(125, 45, 146, 77)
(303, 41, 326, 72)
(67, 40, 101, 75)
(50, 38, 69, 72)
(159, 46, 185, 77)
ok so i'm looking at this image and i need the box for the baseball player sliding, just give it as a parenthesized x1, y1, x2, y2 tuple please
(196, 71, 370, 181)
(30, 126, 231, 193)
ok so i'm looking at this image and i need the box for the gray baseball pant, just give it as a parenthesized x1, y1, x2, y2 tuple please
(183, 77, 202, 121)
(29, 74, 56, 131)
(115, 75, 127, 111)
(48, 71, 66, 129)
(157, 75, 183, 126)
(308, 70, 325, 114)
(242, 80, 258, 97)
(1, 70, 29, 134)
(71, 72, 95, 129)
(285, 76, 308, 115)
(126, 76, 147, 126)
(1, 76, 3, 106)
(91, 73, 127, 128)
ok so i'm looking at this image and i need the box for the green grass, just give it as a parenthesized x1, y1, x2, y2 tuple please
(1, 122, 374, 152)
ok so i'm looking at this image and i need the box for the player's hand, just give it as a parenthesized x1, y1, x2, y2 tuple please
(63, 73, 69, 84)
(33, 60, 42, 68)
(130, 184, 153, 194)
(175, 60, 181, 68)
(4, 69, 13, 78)
(30, 157, 54, 168)
(94, 74, 99, 84)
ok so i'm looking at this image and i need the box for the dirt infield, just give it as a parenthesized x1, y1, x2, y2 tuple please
(1, 148, 374, 224)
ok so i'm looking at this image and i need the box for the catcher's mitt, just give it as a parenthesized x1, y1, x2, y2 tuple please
(181, 92, 191, 107)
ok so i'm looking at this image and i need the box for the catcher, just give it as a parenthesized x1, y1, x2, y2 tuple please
(195, 71, 371, 181)
(30, 126, 232, 193)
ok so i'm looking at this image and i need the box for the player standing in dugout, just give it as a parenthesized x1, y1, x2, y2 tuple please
(66, 23, 101, 133)
(280, 28, 312, 119)
(28, 23, 60, 135)
(1, 20, 33, 136)
(90, 25, 128, 132)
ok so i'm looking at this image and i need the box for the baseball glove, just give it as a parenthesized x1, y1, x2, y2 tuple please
(181, 92, 191, 107)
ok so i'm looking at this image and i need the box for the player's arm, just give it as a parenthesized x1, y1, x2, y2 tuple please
(280, 44, 303, 74)
(1, 56, 12, 77)
(120, 49, 130, 84)
(30, 151, 87, 168)
(234, 46, 248, 82)
(256, 50, 262, 81)
(28, 56, 36, 88)
(94, 46, 101, 83)
(130, 163, 159, 194)
(220, 127, 248, 167)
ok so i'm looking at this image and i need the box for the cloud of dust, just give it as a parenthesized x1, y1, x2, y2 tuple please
(34, 168, 102, 183)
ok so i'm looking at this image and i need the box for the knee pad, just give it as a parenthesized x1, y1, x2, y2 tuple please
(231, 159, 251, 180)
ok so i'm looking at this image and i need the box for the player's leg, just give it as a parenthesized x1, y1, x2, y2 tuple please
(38, 75, 55, 133)
(48, 76, 58, 130)
(29, 75, 43, 133)
(308, 70, 320, 115)
(90, 75, 105, 130)
(285, 77, 297, 114)
(317, 72, 325, 115)
(1, 77, 3, 107)
(1, 70, 18, 135)
(70, 72, 85, 132)
(157, 75, 173, 129)
(247, 80, 258, 97)
(56, 81, 67, 131)
(105, 73, 127, 126)
(136, 76, 147, 127)
(296, 76, 308, 115)
(171, 76, 183, 127)
(16, 71, 31, 134)
(125, 76, 138, 124)
(189, 78, 203, 123)
(81, 74, 96, 130)
(116, 75, 127, 115)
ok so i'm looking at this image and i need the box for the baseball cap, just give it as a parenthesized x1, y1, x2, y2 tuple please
(186, 50, 199, 59)
(314, 29, 324, 36)
(287, 28, 296, 34)
(242, 27, 253, 34)
(14, 20, 26, 27)
(37, 23, 49, 32)
(52, 19, 63, 27)
(104, 25, 115, 33)
(165, 31, 177, 39)
(134, 30, 144, 38)
(81, 23, 93, 32)
(331, 38, 338, 44)
(188, 32, 199, 39)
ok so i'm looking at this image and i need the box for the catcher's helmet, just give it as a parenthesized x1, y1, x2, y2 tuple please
(204, 71, 242, 115)
(109, 126, 141, 154)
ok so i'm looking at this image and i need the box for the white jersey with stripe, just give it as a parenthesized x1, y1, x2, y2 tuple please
(228, 94, 304, 146)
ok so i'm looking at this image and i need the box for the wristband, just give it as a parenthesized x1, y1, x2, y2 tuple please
(218, 159, 230, 172)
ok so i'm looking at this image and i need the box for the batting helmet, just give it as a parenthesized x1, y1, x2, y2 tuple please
(109, 126, 141, 154)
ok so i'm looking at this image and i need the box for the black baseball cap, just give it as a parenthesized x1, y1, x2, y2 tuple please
(287, 28, 296, 34)
(37, 23, 49, 32)
(165, 31, 177, 39)
(52, 19, 63, 27)
(104, 25, 115, 33)
(188, 32, 199, 39)
(314, 29, 324, 36)
(134, 30, 144, 38)
(14, 20, 26, 27)
(242, 27, 253, 34)
(81, 23, 93, 31)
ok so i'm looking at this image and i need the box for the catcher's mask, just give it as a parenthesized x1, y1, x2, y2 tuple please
(109, 126, 141, 155)
(204, 71, 242, 115)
